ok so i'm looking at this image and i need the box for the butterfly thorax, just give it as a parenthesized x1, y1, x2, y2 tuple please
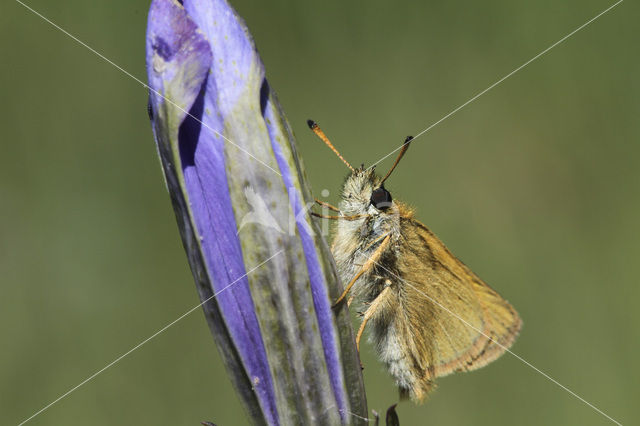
(331, 168, 404, 302)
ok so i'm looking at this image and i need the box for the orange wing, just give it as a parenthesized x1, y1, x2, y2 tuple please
(394, 214, 521, 400)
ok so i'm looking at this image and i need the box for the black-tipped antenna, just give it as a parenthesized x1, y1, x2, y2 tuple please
(307, 119, 355, 172)
(379, 136, 412, 185)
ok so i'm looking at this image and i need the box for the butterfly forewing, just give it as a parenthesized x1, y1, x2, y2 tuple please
(398, 215, 521, 382)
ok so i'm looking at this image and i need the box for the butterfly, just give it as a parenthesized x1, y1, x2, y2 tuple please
(309, 120, 521, 402)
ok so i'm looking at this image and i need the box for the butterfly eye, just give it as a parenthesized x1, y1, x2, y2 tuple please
(370, 187, 392, 210)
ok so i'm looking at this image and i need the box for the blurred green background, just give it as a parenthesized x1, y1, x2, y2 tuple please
(1, 0, 637, 424)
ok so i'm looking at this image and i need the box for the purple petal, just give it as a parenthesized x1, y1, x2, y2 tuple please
(147, 1, 278, 423)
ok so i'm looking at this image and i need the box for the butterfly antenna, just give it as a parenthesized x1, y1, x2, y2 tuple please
(379, 136, 413, 185)
(307, 119, 355, 172)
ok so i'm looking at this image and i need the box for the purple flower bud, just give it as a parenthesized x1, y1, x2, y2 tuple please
(145, 0, 367, 424)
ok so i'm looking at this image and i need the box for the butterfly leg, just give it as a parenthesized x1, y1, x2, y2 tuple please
(356, 285, 392, 362)
(363, 233, 392, 251)
(332, 234, 391, 307)
(314, 198, 341, 212)
(311, 212, 369, 221)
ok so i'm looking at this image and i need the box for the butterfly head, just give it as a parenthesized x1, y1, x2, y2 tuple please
(308, 119, 412, 215)
(340, 166, 392, 215)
